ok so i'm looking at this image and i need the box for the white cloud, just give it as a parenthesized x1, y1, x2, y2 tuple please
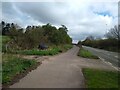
(1, 0, 118, 41)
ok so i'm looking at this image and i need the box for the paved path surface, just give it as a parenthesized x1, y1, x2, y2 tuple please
(83, 46, 120, 70)
(10, 46, 116, 88)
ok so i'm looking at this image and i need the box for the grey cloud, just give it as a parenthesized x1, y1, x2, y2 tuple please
(2, 2, 13, 15)
(69, 30, 104, 41)
(2, 1, 117, 41)
(14, 2, 68, 25)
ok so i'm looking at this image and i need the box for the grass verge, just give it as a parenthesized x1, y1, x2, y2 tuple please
(57, 44, 73, 52)
(2, 54, 40, 87)
(82, 68, 119, 88)
(78, 48, 99, 59)
(16, 48, 61, 55)
(15, 44, 73, 56)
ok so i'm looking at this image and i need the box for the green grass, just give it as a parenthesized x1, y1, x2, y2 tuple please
(1, 35, 12, 52)
(0, 36, 1, 52)
(16, 48, 61, 56)
(62, 44, 73, 51)
(1, 36, 73, 55)
(2, 54, 38, 84)
(82, 68, 119, 88)
(78, 48, 99, 59)
(2, 36, 11, 44)
(15, 45, 73, 56)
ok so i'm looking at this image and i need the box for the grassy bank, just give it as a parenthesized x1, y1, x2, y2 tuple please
(78, 48, 99, 59)
(61, 44, 73, 51)
(1, 35, 73, 55)
(2, 54, 39, 85)
(82, 68, 119, 88)
(2, 44, 72, 86)
(15, 44, 73, 56)
(17, 48, 61, 55)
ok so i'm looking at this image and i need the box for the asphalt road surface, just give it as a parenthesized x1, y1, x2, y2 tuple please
(83, 46, 120, 69)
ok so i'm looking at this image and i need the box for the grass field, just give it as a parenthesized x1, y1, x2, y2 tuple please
(78, 48, 99, 59)
(82, 68, 119, 88)
(2, 54, 38, 84)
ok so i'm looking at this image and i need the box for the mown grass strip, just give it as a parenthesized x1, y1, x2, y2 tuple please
(78, 48, 99, 59)
(82, 68, 119, 88)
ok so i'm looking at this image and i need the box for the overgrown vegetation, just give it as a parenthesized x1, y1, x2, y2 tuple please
(2, 36, 12, 52)
(62, 44, 73, 50)
(82, 38, 119, 52)
(82, 68, 119, 88)
(2, 54, 38, 84)
(1, 21, 72, 52)
(12, 44, 73, 55)
(0, 36, 2, 51)
(17, 48, 61, 55)
(79, 25, 120, 52)
(78, 48, 99, 59)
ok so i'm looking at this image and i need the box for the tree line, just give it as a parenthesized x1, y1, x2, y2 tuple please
(1, 21, 72, 50)
(78, 25, 120, 52)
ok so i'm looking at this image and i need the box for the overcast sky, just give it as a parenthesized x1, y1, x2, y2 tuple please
(1, 0, 119, 43)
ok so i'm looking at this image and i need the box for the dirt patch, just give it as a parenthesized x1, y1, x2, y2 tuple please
(21, 55, 49, 62)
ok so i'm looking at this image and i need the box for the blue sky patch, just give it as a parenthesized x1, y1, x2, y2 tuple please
(94, 11, 112, 17)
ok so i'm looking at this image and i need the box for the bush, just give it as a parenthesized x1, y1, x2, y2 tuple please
(82, 38, 119, 52)
(1, 36, 11, 52)
(1, 22, 72, 50)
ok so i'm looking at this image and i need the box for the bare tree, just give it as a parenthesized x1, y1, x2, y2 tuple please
(105, 25, 120, 40)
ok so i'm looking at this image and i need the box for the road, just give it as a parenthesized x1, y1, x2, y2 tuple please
(10, 46, 116, 88)
(83, 46, 120, 69)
